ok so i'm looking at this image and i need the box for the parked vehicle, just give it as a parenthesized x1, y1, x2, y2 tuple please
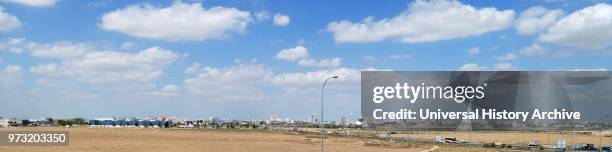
(445, 137, 457, 143)
(528, 141, 540, 147)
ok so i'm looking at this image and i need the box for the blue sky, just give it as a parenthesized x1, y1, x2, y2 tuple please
(0, 0, 611, 120)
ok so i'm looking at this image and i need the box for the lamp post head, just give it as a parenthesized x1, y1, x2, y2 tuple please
(332, 76, 339, 78)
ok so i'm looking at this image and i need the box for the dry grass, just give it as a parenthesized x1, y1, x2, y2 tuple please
(395, 131, 611, 147)
(2, 128, 608, 151)
(0, 127, 428, 152)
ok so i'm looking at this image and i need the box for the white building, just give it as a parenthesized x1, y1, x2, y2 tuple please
(0, 118, 9, 127)
(310, 113, 319, 123)
(269, 114, 281, 122)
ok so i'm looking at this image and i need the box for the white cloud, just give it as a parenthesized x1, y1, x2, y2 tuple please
(254, 11, 270, 22)
(494, 63, 513, 70)
(0, 64, 22, 86)
(184, 63, 272, 101)
(275, 45, 308, 61)
(459, 63, 514, 71)
(28, 42, 91, 59)
(467, 47, 480, 55)
(297, 58, 341, 67)
(185, 62, 201, 74)
(495, 52, 518, 61)
(0, 37, 26, 53)
(326, 0, 514, 43)
(162, 84, 179, 92)
(5, 64, 21, 73)
(0, 7, 21, 32)
(27, 46, 178, 85)
(182, 63, 365, 103)
(30, 63, 58, 74)
(59, 47, 178, 83)
(276, 46, 341, 67)
(1, 39, 179, 94)
(520, 43, 548, 57)
(458, 63, 487, 71)
(273, 13, 290, 26)
(567, 68, 607, 71)
(270, 68, 360, 92)
(152, 84, 180, 96)
(0, 0, 58, 7)
(1, 38, 92, 59)
(515, 6, 562, 35)
(539, 3, 612, 49)
(121, 41, 136, 49)
(100, 2, 252, 41)
(388, 53, 413, 60)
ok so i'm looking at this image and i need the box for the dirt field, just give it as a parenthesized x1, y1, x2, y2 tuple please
(0, 127, 432, 152)
(1, 128, 609, 152)
(394, 131, 612, 147)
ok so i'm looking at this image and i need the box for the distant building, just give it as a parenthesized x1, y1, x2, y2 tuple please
(88, 117, 172, 128)
(269, 114, 281, 122)
(310, 113, 319, 123)
(89, 118, 114, 126)
(0, 118, 8, 128)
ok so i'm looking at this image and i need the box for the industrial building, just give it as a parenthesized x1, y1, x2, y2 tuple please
(88, 117, 173, 128)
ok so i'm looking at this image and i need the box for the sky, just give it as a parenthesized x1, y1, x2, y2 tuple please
(0, 0, 611, 120)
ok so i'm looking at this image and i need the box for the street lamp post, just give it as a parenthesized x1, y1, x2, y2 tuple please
(321, 75, 338, 152)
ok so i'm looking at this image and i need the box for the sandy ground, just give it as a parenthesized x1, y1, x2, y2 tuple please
(0, 127, 430, 152)
(394, 131, 612, 147)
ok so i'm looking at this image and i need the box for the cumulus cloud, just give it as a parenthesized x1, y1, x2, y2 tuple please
(0, 64, 22, 86)
(458, 63, 487, 71)
(23, 42, 179, 84)
(297, 58, 341, 67)
(0, 7, 21, 32)
(494, 63, 513, 70)
(182, 62, 367, 105)
(495, 52, 518, 61)
(275, 45, 308, 61)
(60, 47, 178, 83)
(539, 3, 612, 49)
(152, 84, 180, 96)
(273, 13, 290, 26)
(388, 53, 413, 60)
(29, 42, 91, 59)
(29, 63, 58, 74)
(0, 37, 26, 53)
(0, 0, 58, 7)
(184, 62, 202, 74)
(515, 6, 562, 35)
(4, 64, 21, 73)
(270, 68, 360, 92)
(326, 0, 514, 43)
(99, 2, 252, 41)
(276, 46, 341, 68)
(567, 68, 608, 71)
(121, 41, 136, 49)
(184, 63, 272, 101)
(1, 38, 92, 58)
(467, 47, 480, 55)
(459, 63, 514, 71)
(2, 39, 182, 104)
(254, 11, 270, 22)
(520, 43, 548, 57)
